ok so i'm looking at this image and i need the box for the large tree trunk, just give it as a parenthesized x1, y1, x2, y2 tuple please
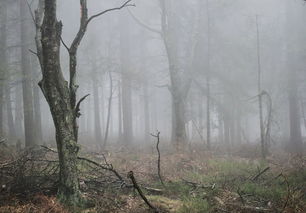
(39, 0, 81, 205)
(20, 0, 36, 147)
(171, 94, 186, 149)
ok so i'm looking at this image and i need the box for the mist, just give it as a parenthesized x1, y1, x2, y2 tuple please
(0, 0, 306, 212)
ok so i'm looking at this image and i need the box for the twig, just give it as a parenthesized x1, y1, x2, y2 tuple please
(237, 187, 245, 205)
(41, 145, 125, 185)
(280, 174, 290, 213)
(127, 171, 158, 213)
(150, 131, 163, 185)
(252, 167, 270, 181)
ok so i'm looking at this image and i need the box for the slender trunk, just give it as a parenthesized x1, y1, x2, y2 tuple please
(5, 80, 15, 138)
(288, 70, 303, 154)
(256, 15, 265, 159)
(20, 0, 36, 147)
(118, 81, 122, 140)
(92, 67, 102, 145)
(120, 12, 133, 144)
(0, 1, 7, 138)
(206, 0, 211, 150)
(218, 108, 224, 144)
(33, 80, 43, 143)
(224, 110, 230, 151)
(15, 85, 23, 139)
(206, 77, 211, 149)
(103, 71, 113, 147)
(143, 82, 150, 142)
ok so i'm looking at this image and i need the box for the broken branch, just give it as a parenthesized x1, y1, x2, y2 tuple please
(127, 171, 158, 212)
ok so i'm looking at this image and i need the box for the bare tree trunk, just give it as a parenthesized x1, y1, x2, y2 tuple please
(143, 82, 150, 142)
(206, 0, 211, 150)
(288, 70, 303, 154)
(218, 108, 224, 144)
(92, 65, 102, 145)
(15, 85, 23, 139)
(118, 81, 122, 140)
(20, 0, 36, 147)
(120, 12, 133, 144)
(103, 70, 113, 148)
(35, 0, 132, 205)
(0, 1, 7, 138)
(33, 79, 43, 143)
(256, 15, 266, 159)
(5, 79, 15, 139)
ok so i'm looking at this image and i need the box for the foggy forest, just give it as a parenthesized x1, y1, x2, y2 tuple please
(0, 0, 306, 212)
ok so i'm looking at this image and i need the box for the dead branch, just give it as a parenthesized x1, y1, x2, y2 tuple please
(41, 145, 125, 185)
(75, 94, 90, 118)
(77, 157, 124, 184)
(280, 174, 290, 213)
(87, 0, 135, 24)
(237, 187, 245, 205)
(0, 138, 6, 144)
(127, 8, 161, 35)
(252, 167, 270, 181)
(127, 171, 159, 213)
(150, 131, 163, 185)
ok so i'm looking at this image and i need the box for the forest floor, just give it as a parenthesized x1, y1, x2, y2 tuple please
(0, 142, 305, 213)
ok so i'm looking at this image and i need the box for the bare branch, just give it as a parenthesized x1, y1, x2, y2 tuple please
(25, 0, 35, 25)
(87, 0, 135, 24)
(127, 8, 161, 35)
(28, 49, 38, 56)
(60, 36, 69, 53)
(75, 94, 90, 118)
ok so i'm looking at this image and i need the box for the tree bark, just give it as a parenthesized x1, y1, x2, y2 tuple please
(39, 0, 82, 205)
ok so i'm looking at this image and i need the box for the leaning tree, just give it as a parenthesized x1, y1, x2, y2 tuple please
(33, 0, 133, 206)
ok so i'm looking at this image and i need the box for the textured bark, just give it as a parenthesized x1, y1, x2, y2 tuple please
(20, 0, 36, 147)
(39, 0, 81, 205)
(36, 0, 132, 205)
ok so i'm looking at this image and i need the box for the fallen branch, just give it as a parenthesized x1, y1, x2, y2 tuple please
(41, 145, 125, 185)
(252, 167, 270, 181)
(127, 171, 158, 213)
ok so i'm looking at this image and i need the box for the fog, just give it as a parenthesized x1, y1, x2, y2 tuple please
(1, 0, 306, 211)
(1, 0, 306, 151)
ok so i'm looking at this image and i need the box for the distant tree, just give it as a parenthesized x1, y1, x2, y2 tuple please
(20, 0, 36, 147)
